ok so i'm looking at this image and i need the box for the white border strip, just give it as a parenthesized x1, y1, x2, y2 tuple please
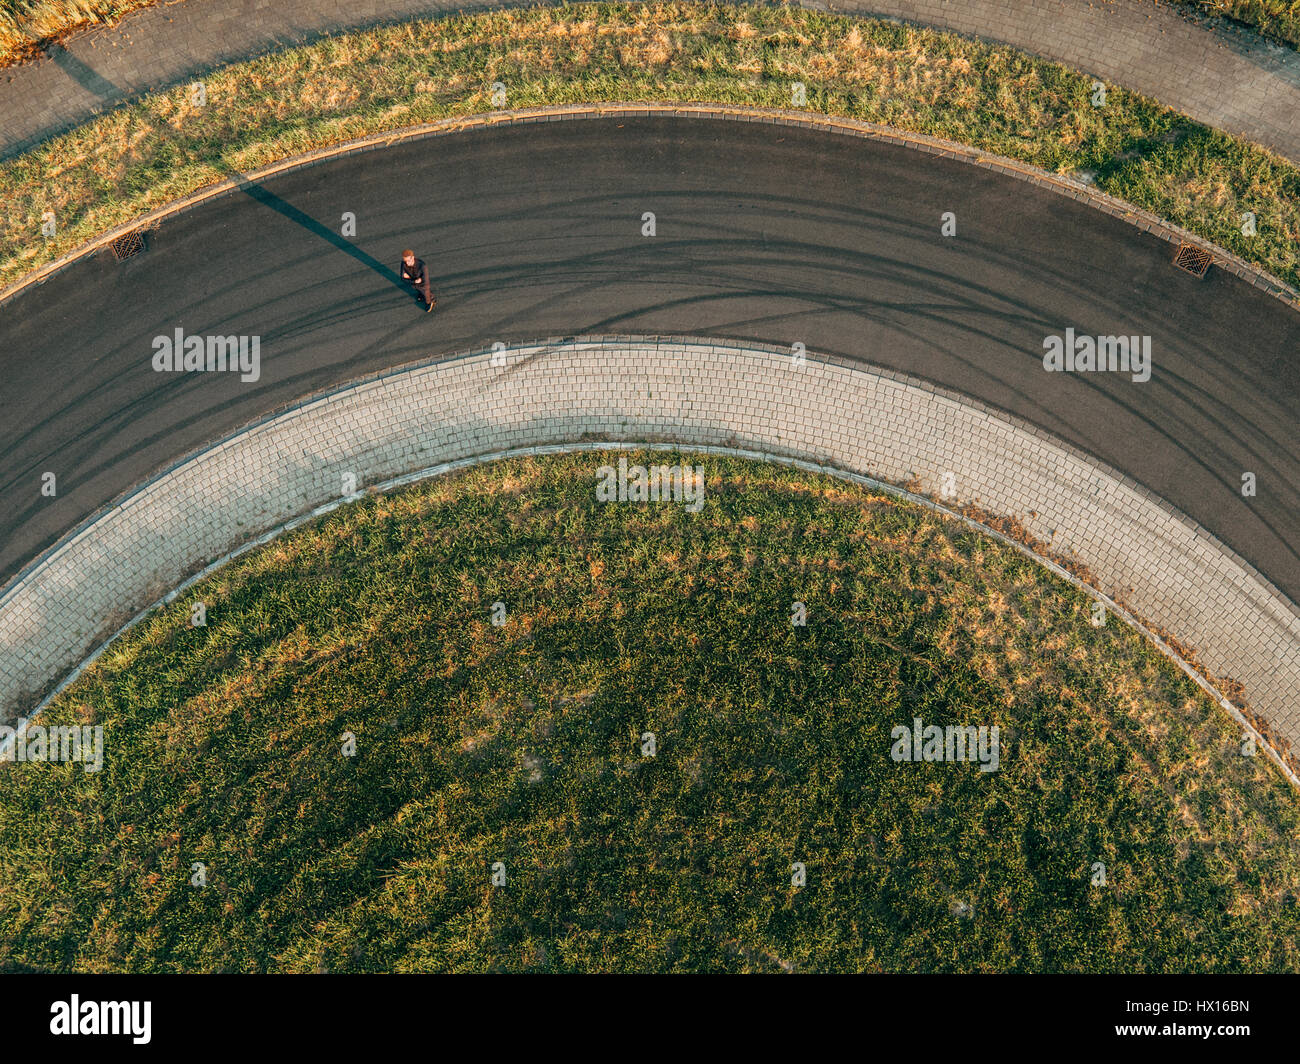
(2, 337, 1295, 788)
(5, 438, 1293, 789)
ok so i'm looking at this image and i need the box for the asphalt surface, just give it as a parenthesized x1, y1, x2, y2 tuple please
(1, 115, 1297, 604)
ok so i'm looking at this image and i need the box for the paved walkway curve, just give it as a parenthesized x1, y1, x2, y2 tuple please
(0, 0, 1298, 162)
(2, 337, 1296, 783)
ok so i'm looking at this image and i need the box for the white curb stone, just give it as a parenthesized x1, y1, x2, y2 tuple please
(1, 337, 1296, 766)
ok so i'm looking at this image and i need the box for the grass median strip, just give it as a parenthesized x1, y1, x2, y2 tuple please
(2, 2, 1298, 294)
(1, 451, 1297, 972)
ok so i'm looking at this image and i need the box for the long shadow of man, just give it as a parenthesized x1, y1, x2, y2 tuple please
(216, 162, 413, 299)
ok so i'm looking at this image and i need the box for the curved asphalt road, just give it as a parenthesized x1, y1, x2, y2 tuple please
(1, 115, 1297, 605)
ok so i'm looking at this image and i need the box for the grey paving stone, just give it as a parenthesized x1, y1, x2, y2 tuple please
(1, 339, 1295, 763)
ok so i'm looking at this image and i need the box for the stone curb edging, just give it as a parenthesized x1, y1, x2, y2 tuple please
(2, 337, 1296, 787)
(6, 332, 1295, 627)
(11, 436, 1296, 790)
(2, 103, 1296, 313)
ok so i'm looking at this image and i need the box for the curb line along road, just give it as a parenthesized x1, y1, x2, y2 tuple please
(5, 104, 1298, 312)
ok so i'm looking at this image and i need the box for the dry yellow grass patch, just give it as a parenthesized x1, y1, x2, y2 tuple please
(298, 74, 361, 112)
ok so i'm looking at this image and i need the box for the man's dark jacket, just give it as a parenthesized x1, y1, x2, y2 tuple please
(400, 257, 428, 286)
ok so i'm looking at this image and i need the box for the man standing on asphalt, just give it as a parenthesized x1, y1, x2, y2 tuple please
(399, 248, 435, 312)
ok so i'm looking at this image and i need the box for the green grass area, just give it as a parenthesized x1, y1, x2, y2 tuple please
(2, 3, 1298, 295)
(1, 451, 1296, 973)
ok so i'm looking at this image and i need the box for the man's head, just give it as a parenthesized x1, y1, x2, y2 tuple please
(402, 249, 415, 265)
